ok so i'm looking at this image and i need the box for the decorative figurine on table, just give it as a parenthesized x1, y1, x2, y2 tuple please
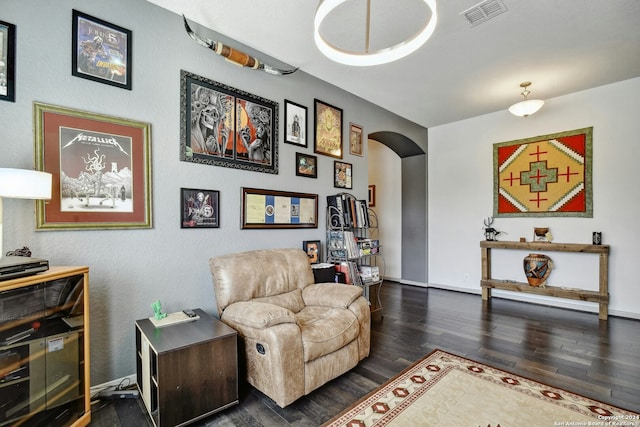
(151, 300, 167, 320)
(483, 217, 504, 241)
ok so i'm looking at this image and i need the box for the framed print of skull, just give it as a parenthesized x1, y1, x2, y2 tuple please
(180, 70, 278, 174)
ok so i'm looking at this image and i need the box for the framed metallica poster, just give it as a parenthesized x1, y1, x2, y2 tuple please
(34, 102, 152, 230)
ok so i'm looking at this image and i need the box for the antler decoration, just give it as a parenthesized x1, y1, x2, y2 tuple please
(183, 15, 298, 76)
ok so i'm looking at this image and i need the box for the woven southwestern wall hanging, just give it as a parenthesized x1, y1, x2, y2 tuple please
(494, 127, 592, 217)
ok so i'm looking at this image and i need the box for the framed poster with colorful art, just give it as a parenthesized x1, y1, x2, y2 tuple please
(0, 20, 16, 102)
(314, 99, 343, 158)
(180, 70, 278, 174)
(493, 127, 593, 217)
(181, 188, 219, 228)
(72, 10, 132, 90)
(34, 102, 152, 230)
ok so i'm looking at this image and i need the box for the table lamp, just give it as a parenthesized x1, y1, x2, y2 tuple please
(0, 168, 52, 258)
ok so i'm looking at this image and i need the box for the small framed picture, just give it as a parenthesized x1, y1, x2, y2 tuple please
(181, 188, 220, 228)
(314, 99, 343, 158)
(72, 10, 132, 90)
(349, 123, 363, 156)
(296, 152, 317, 179)
(368, 184, 376, 207)
(285, 100, 308, 147)
(334, 161, 352, 189)
(303, 240, 321, 264)
(0, 20, 16, 102)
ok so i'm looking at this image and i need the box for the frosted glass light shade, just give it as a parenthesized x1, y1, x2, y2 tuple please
(508, 99, 544, 117)
(314, 0, 438, 66)
(0, 168, 52, 200)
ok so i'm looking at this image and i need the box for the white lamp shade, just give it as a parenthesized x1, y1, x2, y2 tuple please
(0, 168, 52, 200)
(508, 99, 544, 117)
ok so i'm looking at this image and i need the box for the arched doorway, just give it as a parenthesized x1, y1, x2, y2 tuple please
(368, 131, 428, 284)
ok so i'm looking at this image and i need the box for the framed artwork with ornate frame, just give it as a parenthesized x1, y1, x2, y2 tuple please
(72, 10, 132, 90)
(334, 161, 352, 189)
(285, 99, 307, 147)
(180, 70, 278, 174)
(34, 102, 152, 230)
(181, 188, 219, 228)
(296, 152, 317, 179)
(368, 184, 376, 207)
(314, 99, 343, 158)
(241, 187, 318, 229)
(349, 122, 363, 156)
(0, 20, 16, 102)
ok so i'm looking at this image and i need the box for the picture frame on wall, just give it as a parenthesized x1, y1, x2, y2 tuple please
(314, 99, 343, 159)
(302, 240, 321, 264)
(296, 152, 317, 179)
(34, 102, 152, 230)
(71, 10, 132, 90)
(241, 187, 318, 229)
(285, 99, 307, 147)
(0, 20, 16, 102)
(180, 70, 279, 174)
(349, 122, 363, 156)
(334, 161, 352, 189)
(368, 184, 376, 207)
(181, 188, 219, 228)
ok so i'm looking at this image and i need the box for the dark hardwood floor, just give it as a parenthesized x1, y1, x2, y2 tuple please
(90, 282, 640, 426)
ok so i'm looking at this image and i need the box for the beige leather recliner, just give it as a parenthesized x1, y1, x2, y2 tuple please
(209, 248, 370, 408)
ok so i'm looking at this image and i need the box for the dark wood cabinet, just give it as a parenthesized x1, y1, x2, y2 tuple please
(135, 309, 238, 426)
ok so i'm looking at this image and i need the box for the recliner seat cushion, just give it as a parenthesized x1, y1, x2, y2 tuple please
(296, 306, 360, 362)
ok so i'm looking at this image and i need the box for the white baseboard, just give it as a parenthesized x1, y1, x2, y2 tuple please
(391, 280, 640, 320)
(90, 374, 137, 394)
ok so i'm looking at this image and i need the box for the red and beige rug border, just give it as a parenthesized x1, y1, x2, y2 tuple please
(323, 349, 639, 427)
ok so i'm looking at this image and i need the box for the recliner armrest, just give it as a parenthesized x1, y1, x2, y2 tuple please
(222, 301, 297, 329)
(302, 283, 362, 309)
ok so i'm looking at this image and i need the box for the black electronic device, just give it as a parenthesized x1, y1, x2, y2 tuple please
(0, 256, 49, 281)
(183, 309, 197, 318)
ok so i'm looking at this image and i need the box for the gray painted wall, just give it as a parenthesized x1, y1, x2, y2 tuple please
(402, 154, 427, 282)
(1, 0, 427, 384)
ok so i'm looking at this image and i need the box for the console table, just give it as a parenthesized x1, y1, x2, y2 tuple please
(480, 241, 610, 320)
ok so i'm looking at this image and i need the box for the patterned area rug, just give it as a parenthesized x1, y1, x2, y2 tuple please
(323, 350, 639, 427)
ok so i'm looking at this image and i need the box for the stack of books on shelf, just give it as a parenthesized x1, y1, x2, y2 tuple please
(334, 262, 363, 287)
(326, 193, 371, 228)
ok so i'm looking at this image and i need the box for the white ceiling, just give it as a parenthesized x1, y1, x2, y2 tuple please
(146, 0, 640, 128)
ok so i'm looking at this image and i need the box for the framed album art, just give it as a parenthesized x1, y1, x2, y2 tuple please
(314, 99, 343, 158)
(285, 99, 307, 147)
(0, 20, 16, 102)
(34, 102, 152, 230)
(181, 188, 219, 228)
(72, 10, 132, 90)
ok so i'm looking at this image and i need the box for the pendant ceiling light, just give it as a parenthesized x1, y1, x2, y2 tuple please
(314, 0, 438, 66)
(508, 82, 544, 117)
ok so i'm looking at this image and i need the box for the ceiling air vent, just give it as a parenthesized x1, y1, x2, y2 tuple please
(460, 0, 507, 26)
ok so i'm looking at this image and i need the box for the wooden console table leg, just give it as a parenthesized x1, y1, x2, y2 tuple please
(481, 246, 491, 301)
(598, 252, 609, 320)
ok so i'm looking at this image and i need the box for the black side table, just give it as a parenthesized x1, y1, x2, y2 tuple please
(135, 309, 238, 426)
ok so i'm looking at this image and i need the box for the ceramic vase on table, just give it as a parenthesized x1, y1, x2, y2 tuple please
(523, 253, 553, 287)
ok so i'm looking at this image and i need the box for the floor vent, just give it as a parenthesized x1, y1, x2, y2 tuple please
(460, 0, 508, 26)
